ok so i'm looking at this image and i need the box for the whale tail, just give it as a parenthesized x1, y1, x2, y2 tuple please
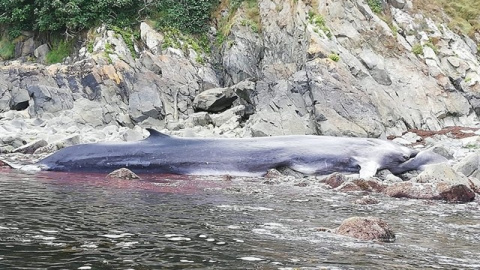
(0, 159, 44, 172)
(0, 159, 20, 169)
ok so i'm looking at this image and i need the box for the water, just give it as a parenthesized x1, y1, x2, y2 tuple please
(0, 168, 479, 269)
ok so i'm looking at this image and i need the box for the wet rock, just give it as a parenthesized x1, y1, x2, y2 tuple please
(384, 182, 475, 202)
(13, 139, 48, 154)
(335, 216, 395, 242)
(193, 87, 238, 113)
(336, 179, 386, 192)
(437, 183, 475, 203)
(321, 173, 347, 189)
(107, 168, 141, 180)
(414, 163, 480, 193)
(355, 196, 380, 205)
(265, 168, 283, 178)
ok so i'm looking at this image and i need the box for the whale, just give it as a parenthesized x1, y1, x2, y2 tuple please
(23, 128, 447, 178)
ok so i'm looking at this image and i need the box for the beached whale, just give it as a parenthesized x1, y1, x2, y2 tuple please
(24, 128, 446, 178)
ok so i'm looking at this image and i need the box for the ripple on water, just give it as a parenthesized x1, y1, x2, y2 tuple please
(1, 172, 480, 269)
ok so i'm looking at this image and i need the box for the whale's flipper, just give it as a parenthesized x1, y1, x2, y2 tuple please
(145, 128, 171, 141)
(359, 161, 379, 178)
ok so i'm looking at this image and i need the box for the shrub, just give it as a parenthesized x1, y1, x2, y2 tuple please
(328, 53, 340, 62)
(0, 36, 15, 60)
(46, 39, 74, 64)
(154, 0, 219, 34)
(412, 44, 424, 55)
(367, 0, 383, 14)
(309, 12, 332, 38)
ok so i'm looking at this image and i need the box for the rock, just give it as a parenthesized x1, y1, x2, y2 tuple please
(388, 0, 406, 9)
(437, 182, 476, 203)
(384, 182, 475, 202)
(107, 168, 141, 180)
(13, 139, 48, 154)
(122, 129, 145, 142)
(193, 87, 238, 112)
(210, 105, 245, 127)
(27, 85, 74, 116)
(414, 163, 480, 193)
(336, 179, 386, 193)
(355, 196, 380, 205)
(10, 88, 30, 111)
(186, 112, 212, 127)
(454, 153, 480, 180)
(335, 217, 395, 242)
(128, 84, 164, 123)
(321, 173, 347, 189)
(358, 50, 392, 86)
(34, 44, 50, 63)
(140, 22, 164, 55)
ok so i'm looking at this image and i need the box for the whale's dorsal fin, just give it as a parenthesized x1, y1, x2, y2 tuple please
(145, 128, 171, 140)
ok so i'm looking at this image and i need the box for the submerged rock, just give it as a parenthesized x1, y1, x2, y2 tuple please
(107, 168, 141, 180)
(355, 196, 380, 205)
(335, 216, 395, 242)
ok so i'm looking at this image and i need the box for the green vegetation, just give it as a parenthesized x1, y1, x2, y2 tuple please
(367, 0, 383, 14)
(0, 36, 15, 60)
(154, 0, 219, 34)
(160, 27, 210, 63)
(46, 39, 74, 64)
(415, 0, 480, 37)
(328, 53, 340, 62)
(0, 0, 144, 37)
(412, 44, 424, 55)
(109, 25, 139, 57)
(215, 0, 260, 46)
(425, 40, 439, 54)
(308, 11, 332, 39)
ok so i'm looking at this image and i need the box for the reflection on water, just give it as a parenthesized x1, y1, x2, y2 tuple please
(0, 169, 479, 269)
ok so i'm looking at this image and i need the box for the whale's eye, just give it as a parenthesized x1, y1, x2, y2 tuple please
(402, 154, 410, 161)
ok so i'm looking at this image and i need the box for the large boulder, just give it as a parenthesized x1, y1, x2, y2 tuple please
(193, 87, 238, 113)
(454, 153, 480, 180)
(335, 216, 396, 242)
(27, 85, 74, 116)
(384, 182, 475, 202)
(414, 163, 480, 193)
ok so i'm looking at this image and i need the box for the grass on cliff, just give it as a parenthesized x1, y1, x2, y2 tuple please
(414, 0, 480, 37)
(215, 0, 260, 45)
(46, 39, 74, 64)
(0, 36, 15, 60)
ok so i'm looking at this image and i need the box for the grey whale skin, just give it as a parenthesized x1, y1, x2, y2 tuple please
(36, 129, 447, 178)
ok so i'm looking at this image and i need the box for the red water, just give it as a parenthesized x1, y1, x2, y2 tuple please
(1, 167, 233, 194)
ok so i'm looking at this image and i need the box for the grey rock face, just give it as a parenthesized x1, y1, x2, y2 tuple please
(358, 50, 392, 86)
(128, 84, 164, 123)
(193, 87, 238, 112)
(27, 85, 74, 116)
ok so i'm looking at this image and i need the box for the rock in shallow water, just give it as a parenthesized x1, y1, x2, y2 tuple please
(106, 168, 141, 180)
(335, 216, 395, 242)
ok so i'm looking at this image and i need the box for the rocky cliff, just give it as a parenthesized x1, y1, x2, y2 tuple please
(1, 0, 479, 150)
